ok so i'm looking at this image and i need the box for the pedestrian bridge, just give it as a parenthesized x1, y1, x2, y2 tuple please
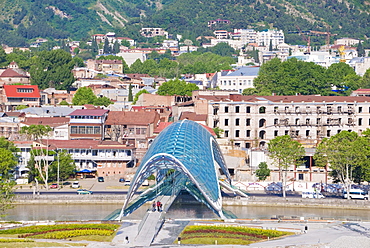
(114, 120, 247, 246)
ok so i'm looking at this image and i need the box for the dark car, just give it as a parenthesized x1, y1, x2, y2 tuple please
(119, 178, 125, 183)
(98, 176, 104, 182)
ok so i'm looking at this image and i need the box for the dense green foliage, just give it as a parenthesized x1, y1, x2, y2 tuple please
(255, 162, 271, 181)
(0, 0, 369, 47)
(157, 79, 199, 96)
(49, 150, 76, 182)
(268, 135, 305, 198)
(254, 58, 363, 96)
(314, 131, 370, 192)
(127, 52, 234, 78)
(0, 138, 18, 216)
(72, 87, 113, 106)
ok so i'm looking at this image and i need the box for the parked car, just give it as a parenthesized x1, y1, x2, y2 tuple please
(343, 189, 369, 200)
(49, 183, 58, 189)
(119, 178, 125, 183)
(98, 177, 104, 182)
(124, 180, 131, 186)
(71, 181, 80, 188)
(301, 190, 325, 199)
(77, 189, 93, 195)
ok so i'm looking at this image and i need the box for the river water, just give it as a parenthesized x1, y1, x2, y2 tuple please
(3, 202, 370, 222)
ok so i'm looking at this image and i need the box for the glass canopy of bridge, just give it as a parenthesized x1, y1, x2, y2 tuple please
(120, 119, 231, 219)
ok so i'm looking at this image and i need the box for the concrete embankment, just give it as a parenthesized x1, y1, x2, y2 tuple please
(14, 194, 370, 210)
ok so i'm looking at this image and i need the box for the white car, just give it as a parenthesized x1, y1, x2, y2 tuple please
(124, 180, 131, 186)
(71, 181, 80, 188)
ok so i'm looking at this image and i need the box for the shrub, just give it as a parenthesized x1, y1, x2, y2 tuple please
(0, 238, 34, 243)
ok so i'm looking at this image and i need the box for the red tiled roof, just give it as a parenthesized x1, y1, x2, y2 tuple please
(68, 109, 109, 116)
(4, 85, 40, 98)
(106, 111, 159, 125)
(154, 122, 172, 133)
(22, 117, 70, 127)
(0, 68, 27, 77)
(5, 112, 26, 117)
(179, 112, 207, 122)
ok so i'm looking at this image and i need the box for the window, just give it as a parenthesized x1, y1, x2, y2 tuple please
(295, 118, 299, 125)
(235, 118, 240, 126)
(235, 130, 240, 137)
(17, 88, 34, 93)
(246, 118, 251, 126)
(359, 118, 363, 126)
(274, 119, 278, 125)
(71, 126, 78, 134)
(92, 150, 98, 156)
(224, 130, 229, 137)
(224, 106, 229, 113)
(274, 106, 278, 113)
(285, 130, 289, 135)
(274, 130, 278, 137)
(327, 130, 331, 137)
(245, 143, 251, 148)
(224, 119, 229, 126)
(259, 119, 266, 128)
(246, 130, 251, 137)
(246, 106, 251, 113)
(317, 118, 321, 125)
(306, 118, 310, 125)
(235, 106, 240, 113)
(259, 130, 266, 139)
(94, 126, 101, 134)
(359, 107, 363, 113)
(259, 106, 266, 113)
(306, 130, 310, 137)
(298, 174, 304, 180)
(213, 107, 219, 115)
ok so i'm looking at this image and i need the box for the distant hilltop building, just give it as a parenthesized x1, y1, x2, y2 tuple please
(140, 28, 168, 38)
(208, 19, 231, 28)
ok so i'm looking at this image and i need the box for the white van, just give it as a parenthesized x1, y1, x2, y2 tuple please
(343, 189, 369, 200)
(302, 190, 325, 199)
(71, 181, 80, 188)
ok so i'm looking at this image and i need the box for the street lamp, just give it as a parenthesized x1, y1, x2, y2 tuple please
(57, 149, 60, 189)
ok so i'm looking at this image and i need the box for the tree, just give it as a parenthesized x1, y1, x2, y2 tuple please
(157, 79, 199, 96)
(0, 139, 18, 216)
(128, 84, 133, 102)
(269, 40, 273, 51)
(129, 59, 143, 73)
(212, 127, 224, 138)
(121, 40, 131, 47)
(49, 150, 76, 182)
(132, 89, 150, 105)
(94, 96, 113, 107)
(255, 162, 271, 181)
(314, 131, 370, 197)
(29, 49, 75, 90)
(357, 41, 365, 57)
(242, 88, 258, 95)
(20, 125, 53, 190)
(268, 135, 305, 198)
(113, 40, 120, 54)
(326, 62, 361, 95)
(72, 87, 96, 105)
(103, 38, 111, 54)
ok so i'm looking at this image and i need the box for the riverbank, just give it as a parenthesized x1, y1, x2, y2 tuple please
(14, 194, 370, 210)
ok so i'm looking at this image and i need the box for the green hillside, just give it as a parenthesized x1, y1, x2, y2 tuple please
(0, 0, 369, 47)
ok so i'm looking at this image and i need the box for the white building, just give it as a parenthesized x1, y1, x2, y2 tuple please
(215, 67, 260, 93)
(233, 29, 257, 44)
(335, 38, 361, 46)
(257, 29, 285, 47)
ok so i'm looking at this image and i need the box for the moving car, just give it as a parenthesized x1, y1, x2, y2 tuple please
(98, 177, 104, 182)
(77, 189, 93, 195)
(71, 181, 80, 188)
(49, 183, 58, 189)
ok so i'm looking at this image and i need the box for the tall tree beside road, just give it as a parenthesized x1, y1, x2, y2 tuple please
(314, 131, 370, 198)
(0, 139, 19, 216)
(49, 150, 76, 182)
(157, 79, 199, 96)
(267, 135, 305, 198)
(20, 125, 53, 190)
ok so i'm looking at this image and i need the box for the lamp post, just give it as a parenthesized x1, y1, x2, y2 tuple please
(56, 148, 60, 189)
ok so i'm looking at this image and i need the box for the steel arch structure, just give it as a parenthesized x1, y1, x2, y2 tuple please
(120, 120, 231, 219)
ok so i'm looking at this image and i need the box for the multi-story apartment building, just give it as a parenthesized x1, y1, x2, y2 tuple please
(197, 93, 370, 182)
(207, 94, 370, 149)
(35, 139, 135, 177)
(68, 109, 109, 140)
(215, 67, 260, 93)
(140, 28, 168, 38)
(232, 29, 257, 44)
(257, 29, 285, 47)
